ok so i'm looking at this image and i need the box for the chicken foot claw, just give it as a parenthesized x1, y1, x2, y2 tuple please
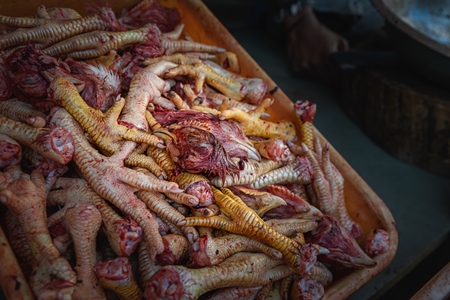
(0, 6, 123, 50)
(0, 168, 76, 298)
(0, 114, 74, 165)
(47, 177, 144, 257)
(144, 252, 293, 300)
(163, 62, 245, 100)
(294, 100, 316, 151)
(94, 257, 143, 300)
(49, 77, 165, 165)
(50, 108, 180, 257)
(220, 98, 296, 141)
(65, 202, 106, 299)
(181, 187, 319, 275)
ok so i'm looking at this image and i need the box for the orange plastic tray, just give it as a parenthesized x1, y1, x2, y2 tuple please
(0, 0, 398, 299)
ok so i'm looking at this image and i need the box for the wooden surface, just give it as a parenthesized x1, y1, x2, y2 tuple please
(0, 1, 398, 299)
(411, 262, 450, 300)
(338, 64, 450, 178)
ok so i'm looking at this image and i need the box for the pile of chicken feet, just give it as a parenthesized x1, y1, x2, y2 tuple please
(0, 1, 391, 299)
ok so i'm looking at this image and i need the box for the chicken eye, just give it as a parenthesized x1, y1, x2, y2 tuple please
(238, 159, 245, 170)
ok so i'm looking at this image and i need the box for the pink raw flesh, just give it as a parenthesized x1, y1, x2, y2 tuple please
(94, 257, 130, 281)
(118, 219, 143, 256)
(291, 276, 324, 300)
(189, 235, 212, 267)
(364, 229, 390, 257)
(144, 268, 184, 300)
(0, 140, 21, 168)
(155, 238, 179, 266)
(186, 181, 214, 207)
(48, 128, 75, 164)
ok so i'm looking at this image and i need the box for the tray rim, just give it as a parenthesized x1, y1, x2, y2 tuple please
(371, 0, 450, 58)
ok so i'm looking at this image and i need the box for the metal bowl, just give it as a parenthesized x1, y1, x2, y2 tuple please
(372, 0, 450, 87)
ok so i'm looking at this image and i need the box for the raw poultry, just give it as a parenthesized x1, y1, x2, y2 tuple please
(0, 1, 391, 299)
